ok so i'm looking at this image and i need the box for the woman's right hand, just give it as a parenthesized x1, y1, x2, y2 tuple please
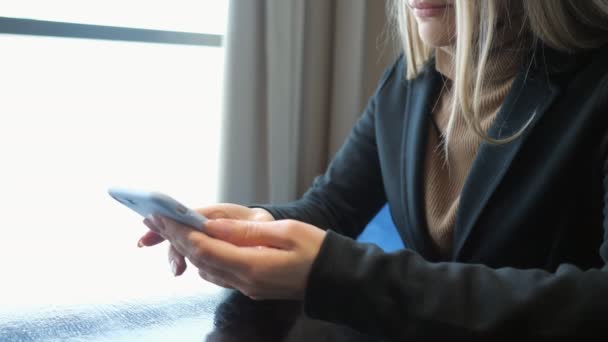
(137, 203, 275, 277)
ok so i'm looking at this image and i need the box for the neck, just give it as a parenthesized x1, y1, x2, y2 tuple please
(434, 33, 526, 119)
(434, 17, 529, 83)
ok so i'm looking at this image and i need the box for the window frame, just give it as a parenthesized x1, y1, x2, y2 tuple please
(0, 16, 222, 46)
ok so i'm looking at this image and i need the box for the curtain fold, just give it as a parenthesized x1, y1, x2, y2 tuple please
(219, 0, 395, 204)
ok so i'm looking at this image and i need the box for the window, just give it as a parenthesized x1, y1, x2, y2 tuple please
(0, 2, 228, 340)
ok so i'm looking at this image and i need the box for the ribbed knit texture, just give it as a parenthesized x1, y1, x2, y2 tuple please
(424, 42, 522, 257)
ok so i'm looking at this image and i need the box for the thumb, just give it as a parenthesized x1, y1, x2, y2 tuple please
(204, 219, 293, 249)
(195, 203, 251, 220)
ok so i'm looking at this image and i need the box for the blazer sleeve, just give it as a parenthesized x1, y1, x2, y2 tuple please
(302, 139, 608, 338)
(252, 58, 402, 238)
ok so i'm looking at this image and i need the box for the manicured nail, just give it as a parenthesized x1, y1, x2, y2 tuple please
(170, 260, 178, 276)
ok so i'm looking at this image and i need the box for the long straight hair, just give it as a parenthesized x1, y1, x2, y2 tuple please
(389, 0, 608, 145)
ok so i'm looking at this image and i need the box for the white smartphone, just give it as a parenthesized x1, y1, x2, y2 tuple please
(108, 187, 207, 231)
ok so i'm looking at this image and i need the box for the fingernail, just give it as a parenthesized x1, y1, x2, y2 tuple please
(170, 260, 178, 276)
(137, 239, 144, 248)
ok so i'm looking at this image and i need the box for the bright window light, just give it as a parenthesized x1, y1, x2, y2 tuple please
(0, 32, 225, 313)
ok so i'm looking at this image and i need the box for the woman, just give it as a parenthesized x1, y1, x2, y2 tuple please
(139, 0, 608, 337)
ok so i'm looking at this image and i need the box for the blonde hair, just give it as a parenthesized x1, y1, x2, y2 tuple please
(389, 0, 608, 145)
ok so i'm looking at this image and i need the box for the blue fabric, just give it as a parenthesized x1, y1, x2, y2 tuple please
(356, 204, 405, 252)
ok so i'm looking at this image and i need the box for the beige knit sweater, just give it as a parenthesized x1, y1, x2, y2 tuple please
(423, 46, 522, 257)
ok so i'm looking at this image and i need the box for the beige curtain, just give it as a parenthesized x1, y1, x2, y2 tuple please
(219, 0, 396, 204)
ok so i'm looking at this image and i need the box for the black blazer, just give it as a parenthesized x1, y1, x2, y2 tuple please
(259, 43, 608, 338)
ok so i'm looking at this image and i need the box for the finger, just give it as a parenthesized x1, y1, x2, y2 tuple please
(154, 215, 252, 271)
(195, 204, 246, 220)
(143, 217, 161, 233)
(204, 219, 294, 249)
(197, 266, 239, 289)
(137, 229, 165, 247)
(168, 244, 187, 276)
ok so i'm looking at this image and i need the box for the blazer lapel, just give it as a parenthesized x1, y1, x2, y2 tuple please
(451, 49, 567, 260)
(401, 63, 443, 261)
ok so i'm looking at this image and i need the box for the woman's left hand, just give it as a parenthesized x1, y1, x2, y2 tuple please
(144, 216, 327, 301)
